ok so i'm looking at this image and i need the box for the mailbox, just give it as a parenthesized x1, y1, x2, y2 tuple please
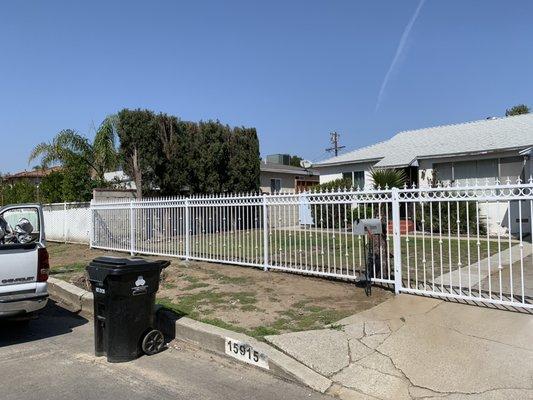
(352, 218, 382, 235)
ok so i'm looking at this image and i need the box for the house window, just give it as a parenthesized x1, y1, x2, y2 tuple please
(342, 172, 352, 181)
(433, 162, 453, 184)
(499, 156, 524, 183)
(434, 157, 524, 186)
(270, 178, 281, 193)
(342, 171, 365, 188)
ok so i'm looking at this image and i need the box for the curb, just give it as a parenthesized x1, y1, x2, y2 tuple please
(48, 278, 331, 393)
(47, 277, 94, 317)
(158, 312, 332, 393)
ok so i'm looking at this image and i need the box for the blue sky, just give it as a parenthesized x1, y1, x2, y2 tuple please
(1, 0, 532, 173)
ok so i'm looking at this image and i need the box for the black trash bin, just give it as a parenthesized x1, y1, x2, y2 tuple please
(86, 256, 170, 363)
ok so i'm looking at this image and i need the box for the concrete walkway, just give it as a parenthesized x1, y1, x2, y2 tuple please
(432, 242, 532, 294)
(265, 295, 533, 399)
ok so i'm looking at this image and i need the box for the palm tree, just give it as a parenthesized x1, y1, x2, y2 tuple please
(28, 117, 118, 183)
(369, 168, 407, 190)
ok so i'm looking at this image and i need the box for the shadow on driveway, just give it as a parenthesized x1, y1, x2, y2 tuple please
(0, 299, 88, 347)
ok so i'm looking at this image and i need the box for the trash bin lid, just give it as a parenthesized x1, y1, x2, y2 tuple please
(87, 256, 170, 283)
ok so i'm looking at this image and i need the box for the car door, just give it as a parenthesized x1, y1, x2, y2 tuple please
(0, 204, 45, 289)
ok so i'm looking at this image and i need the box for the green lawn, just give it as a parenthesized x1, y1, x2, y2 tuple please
(136, 229, 509, 281)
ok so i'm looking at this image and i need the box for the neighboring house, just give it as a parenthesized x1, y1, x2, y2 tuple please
(260, 161, 319, 194)
(3, 166, 62, 186)
(313, 114, 533, 235)
(314, 114, 533, 188)
(103, 159, 320, 196)
(103, 170, 137, 190)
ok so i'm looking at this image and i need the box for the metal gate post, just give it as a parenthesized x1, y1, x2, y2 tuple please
(262, 194, 269, 271)
(129, 200, 135, 256)
(391, 187, 402, 295)
(185, 198, 190, 260)
(63, 202, 67, 243)
(89, 200, 94, 249)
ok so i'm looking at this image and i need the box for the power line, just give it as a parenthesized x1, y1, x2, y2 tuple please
(325, 131, 345, 157)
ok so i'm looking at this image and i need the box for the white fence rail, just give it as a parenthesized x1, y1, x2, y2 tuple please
(90, 181, 533, 310)
(43, 202, 91, 244)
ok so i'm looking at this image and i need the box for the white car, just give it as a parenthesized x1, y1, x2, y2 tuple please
(0, 204, 49, 320)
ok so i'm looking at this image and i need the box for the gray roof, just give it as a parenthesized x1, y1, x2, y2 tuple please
(314, 114, 533, 168)
(260, 162, 318, 176)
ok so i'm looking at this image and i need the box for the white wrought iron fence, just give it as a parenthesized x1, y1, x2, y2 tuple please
(90, 180, 533, 310)
(395, 182, 532, 309)
(43, 202, 91, 244)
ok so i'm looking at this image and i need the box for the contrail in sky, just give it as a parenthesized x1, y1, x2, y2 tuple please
(375, 0, 426, 112)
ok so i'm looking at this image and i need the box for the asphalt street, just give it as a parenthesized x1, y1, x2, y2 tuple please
(0, 301, 328, 400)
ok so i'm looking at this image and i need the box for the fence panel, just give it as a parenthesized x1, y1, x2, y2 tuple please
(265, 190, 394, 283)
(43, 202, 91, 244)
(188, 195, 265, 267)
(91, 201, 131, 252)
(89, 181, 533, 310)
(396, 183, 532, 309)
(133, 199, 187, 258)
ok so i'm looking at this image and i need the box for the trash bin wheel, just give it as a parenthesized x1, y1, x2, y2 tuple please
(142, 329, 165, 355)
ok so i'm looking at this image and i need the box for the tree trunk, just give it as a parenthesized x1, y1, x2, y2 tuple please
(132, 147, 143, 198)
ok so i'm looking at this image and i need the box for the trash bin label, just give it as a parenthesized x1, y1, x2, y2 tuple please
(95, 287, 105, 294)
(132, 275, 148, 296)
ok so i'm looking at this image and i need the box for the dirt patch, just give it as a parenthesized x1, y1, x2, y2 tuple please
(47, 243, 127, 286)
(48, 243, 393, 339)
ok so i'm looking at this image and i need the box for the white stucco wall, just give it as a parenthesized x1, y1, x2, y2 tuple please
(418, 152, 531, 235)
(314, 161, 377, 189)
(418, 151, 529, 188)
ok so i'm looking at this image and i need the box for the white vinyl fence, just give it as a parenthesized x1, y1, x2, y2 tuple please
(90, 180, 533, 311)
(43, 202, 91, 244)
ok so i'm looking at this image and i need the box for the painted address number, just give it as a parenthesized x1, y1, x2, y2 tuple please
(225, 337, 269, 370)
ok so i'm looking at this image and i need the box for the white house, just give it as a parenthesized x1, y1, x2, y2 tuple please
(313, 114, 533, 235)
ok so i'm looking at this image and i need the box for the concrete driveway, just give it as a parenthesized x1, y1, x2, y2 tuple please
(266, 295, 533, 399)
(0, 301, 327, 400)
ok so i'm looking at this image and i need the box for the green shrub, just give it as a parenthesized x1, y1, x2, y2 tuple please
(414, 200, 486, 235)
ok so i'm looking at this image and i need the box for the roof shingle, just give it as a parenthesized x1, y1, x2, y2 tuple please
(314, 114, 533, 168)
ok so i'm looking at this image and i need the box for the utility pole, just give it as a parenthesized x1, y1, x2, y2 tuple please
(325, 131, 345, 157)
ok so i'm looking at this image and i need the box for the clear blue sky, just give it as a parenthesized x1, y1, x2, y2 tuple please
(1, 0, 532, 173)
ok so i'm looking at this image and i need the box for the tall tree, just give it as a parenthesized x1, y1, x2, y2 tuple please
(116, 109, 160, 198)
(289, 155, 303, 168)
(226, 127, 260, 193)
(28, 117, 118, 183)
(505, 104, 530, 116)
(38, 170, 64, 203)
(117, 109, 260, 197)
(154, 113, 189, 195)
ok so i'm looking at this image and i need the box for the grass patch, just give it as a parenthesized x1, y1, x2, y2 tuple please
(240, 304, 259, 312)
(50, 262, 87, 276)
(249, 326, 279, 338)
(207, 271, 252, 285)
(162, 283, 177, 290)
(274, 305, 353, 332)
(157, 290, 257, 320)
(183, 275, 201, 283)
(183, 282, 210, 291)
(229, 291, 257, 305)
